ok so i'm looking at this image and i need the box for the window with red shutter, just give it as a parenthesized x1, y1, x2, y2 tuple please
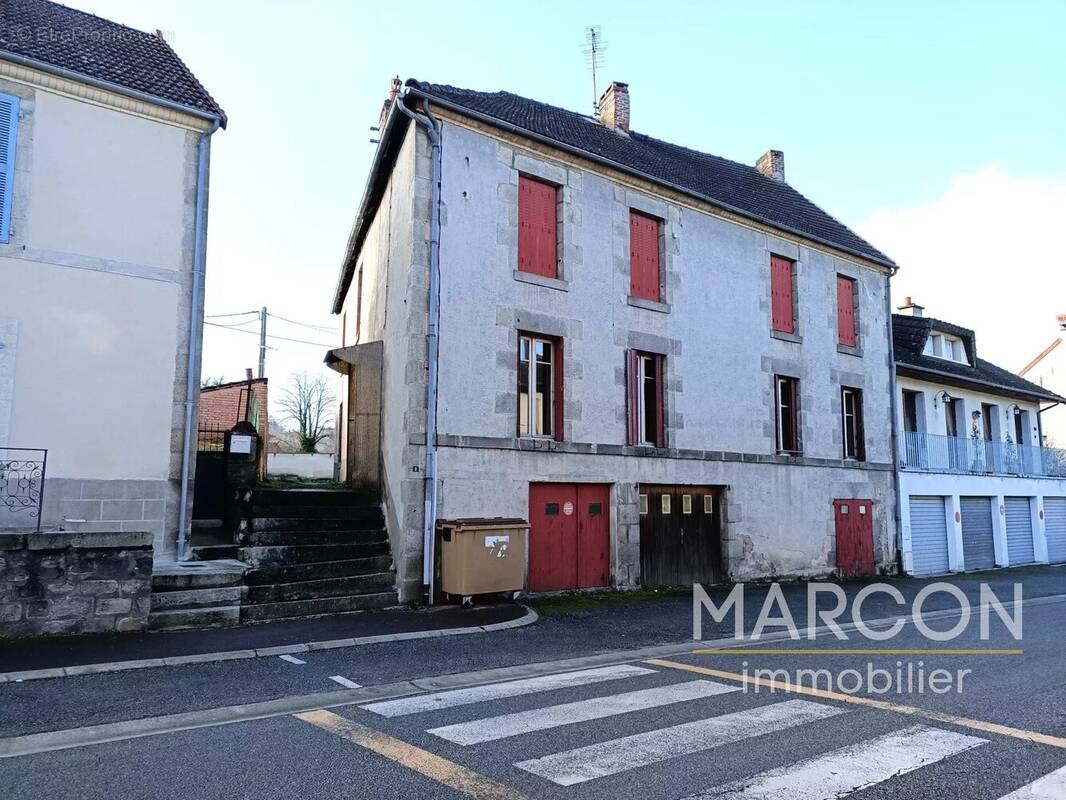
(629, 211, 661, 301)
(518, 176, 558, 278)
(770, 255, 795, 334)
(836, 275, 857, 347)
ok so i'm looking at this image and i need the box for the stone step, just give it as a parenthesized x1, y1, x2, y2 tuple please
(240, 528, 387, 547)
(240, 591, 399, 623)
(243, 555, 394, 585)
(240, 541, 390, 568)
(150, 585, 245, 611)
(191, 544, 240, 561)
(251, 489, 379, 507)
(249, 511, 384, 528)
(151, 561, 246, 591)
(244, 572, 395, 604)
(148, 604, 240, 631)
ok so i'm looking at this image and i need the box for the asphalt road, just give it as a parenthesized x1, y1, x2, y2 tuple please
(2, 568, 1065, 799)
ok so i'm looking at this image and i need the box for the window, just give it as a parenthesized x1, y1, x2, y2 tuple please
(627, 350, 665, 447)
(923, 332, 968, 364)
(517, 176, 558, 278)
(629, 210, 662, 301)
(902, 390, 922, 433)
(0, 92, 18, 244)
(775, 376, 800, 453)
(518, 334, 562, 440)
(841, 387, 865, 460)
(836, 275, 857, 347)
(770, 255, 795, 334)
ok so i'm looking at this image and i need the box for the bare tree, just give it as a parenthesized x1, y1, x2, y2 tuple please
(201, 375, 226, 389)
(278, 372, 336, 453)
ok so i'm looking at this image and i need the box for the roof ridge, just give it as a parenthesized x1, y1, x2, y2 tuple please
(10, 0, 155, 39)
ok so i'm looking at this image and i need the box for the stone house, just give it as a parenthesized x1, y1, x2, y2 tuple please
(0, 0, 225, 561)
(893, 301, 1066, 575)
(330, 78, 899, 602)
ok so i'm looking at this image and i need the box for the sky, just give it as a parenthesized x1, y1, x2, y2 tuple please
(73, 0, 1066, 423)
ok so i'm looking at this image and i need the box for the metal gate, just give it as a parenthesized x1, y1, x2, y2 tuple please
(191, 426, 228, 521)
(908, 496, 950, 576)
(639, 485, 722, 587)
(1044, 498, 1066, 563)
(834, 499, 875, 578)
(528, 483, 611, 592)
(1004, 497, 1035, 566)
(960, 497, 996, 571)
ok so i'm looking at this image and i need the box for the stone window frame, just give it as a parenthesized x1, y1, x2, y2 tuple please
(766, 241, 803, 344)
(620, 190, 678, 315)
(834, 266, 864, 357)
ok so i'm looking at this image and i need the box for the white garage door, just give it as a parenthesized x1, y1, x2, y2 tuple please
(960, 497, 996, 571)
(909, 496, 950, 576)
(1004, 497, 1035, 566)
(1046, 498, 1066, 564)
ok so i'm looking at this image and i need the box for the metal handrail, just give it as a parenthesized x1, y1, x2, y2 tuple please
(0, 447, 47, 532)
(898, 431, 1066, 478)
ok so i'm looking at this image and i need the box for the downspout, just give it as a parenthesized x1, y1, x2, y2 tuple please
(884, 267, 904, 574)
(394, 95, 442, 603)
(177, 117, 222, 560)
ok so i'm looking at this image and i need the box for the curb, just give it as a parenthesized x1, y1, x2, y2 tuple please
(0, 606, 540, 684)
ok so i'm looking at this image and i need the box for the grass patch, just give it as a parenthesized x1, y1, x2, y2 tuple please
(528, 586, 691, 615)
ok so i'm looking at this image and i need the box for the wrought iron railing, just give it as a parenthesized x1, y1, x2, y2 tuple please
(899, 431, 1066, 478)
(0, 448, 47, 531)
(197, 426, 228, 452)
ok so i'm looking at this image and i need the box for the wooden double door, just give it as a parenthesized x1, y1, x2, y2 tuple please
(639, 485, 722, 587)
(528, 483, 611, 591)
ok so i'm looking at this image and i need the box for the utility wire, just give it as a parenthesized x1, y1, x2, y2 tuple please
(204, 310, 259, 319)
(266, 311, 338, 333)
(205, 320, 333, 349)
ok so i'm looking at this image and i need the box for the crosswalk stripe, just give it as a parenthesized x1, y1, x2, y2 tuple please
(516, 698, 846, 786)
(427, 679, 738, 746)
(685, 724, 987, 800)
(998, 764, 1066, 799)
(360, 665, 656, 717)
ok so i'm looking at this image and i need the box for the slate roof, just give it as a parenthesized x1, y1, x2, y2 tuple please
(0, 0, 225, 123)
(893, 314, 1065, 403)
(405, 80, 893, 268)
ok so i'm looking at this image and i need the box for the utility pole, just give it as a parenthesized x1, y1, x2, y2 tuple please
(258, 306, 267, 378)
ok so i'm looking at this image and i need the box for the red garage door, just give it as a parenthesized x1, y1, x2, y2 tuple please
(528, 483, 610, 591)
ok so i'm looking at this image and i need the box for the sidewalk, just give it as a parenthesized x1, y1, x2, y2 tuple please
(0, 602, 534, 680)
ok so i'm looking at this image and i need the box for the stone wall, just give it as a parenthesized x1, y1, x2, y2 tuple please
(0, 530, 153, 637)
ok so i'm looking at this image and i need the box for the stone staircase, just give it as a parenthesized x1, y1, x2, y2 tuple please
(236, 488, 396, 623)
(149, 489, 397, 630)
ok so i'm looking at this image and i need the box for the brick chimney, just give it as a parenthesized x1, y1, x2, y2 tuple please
(596, 81, 630, 131)
(897, 297, 924, 318)
(245, 367, 253, 381)
(756, 150, 785, 182)
(378, 75, 402, 131)
(1057, 313, 1066, 331)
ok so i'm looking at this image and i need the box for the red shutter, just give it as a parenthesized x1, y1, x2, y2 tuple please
(770, 255, 794, 333)
(653, 355, 665, 448)
(553, 338, 565, 442)
(837, 275, 856, 346)
(518, 176, 558, 278)
(626, 349, 639, 445)
(629, 211, 661, 301)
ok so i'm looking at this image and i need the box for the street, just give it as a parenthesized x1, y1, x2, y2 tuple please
(2, 568, 1065, 799)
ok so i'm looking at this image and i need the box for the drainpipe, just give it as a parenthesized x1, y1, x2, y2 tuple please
(885, 267, 904, 574)
(394, 95, 442, 604)
(177, 117, 222, 560)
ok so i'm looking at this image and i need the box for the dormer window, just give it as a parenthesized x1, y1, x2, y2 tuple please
(922, 332, 968, 365)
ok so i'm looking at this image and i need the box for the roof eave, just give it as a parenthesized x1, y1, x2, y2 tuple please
(406, 84, 898, 273)
(0, 48, 226, 128)
(896, 361, 1066, 405)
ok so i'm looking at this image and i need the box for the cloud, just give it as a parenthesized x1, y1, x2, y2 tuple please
(857, 167, 1066, 371)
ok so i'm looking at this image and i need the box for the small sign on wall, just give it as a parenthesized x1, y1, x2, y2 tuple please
(229, 434, 253, 454)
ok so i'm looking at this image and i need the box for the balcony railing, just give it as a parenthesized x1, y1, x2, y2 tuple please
(899, 431, 1066, 478)
(0, 448, 47, 531)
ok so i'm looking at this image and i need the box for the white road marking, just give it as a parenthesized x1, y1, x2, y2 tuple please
(277, 655, 306, 665)
(687, 724, 987, 800)
(516, 699, 845, 786)
(998, 765, 1066, 799)
(361, 664, 656, 717)
(329, 675, 362, 689)
(427, 679, 738, 746)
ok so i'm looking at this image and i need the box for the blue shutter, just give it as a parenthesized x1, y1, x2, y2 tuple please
(0, 93, 20, 244)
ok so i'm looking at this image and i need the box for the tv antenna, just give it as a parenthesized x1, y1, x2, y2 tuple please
(582, 25, 606, 113)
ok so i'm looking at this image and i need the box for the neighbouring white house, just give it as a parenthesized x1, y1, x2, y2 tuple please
(1018, 313, 1066, 448)
(0, 0, 225, 557)
(893, 300, 1066, 575)
(329, 78, 900, 603)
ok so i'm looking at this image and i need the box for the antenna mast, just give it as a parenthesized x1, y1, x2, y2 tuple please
(582, 26, 606, 112)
